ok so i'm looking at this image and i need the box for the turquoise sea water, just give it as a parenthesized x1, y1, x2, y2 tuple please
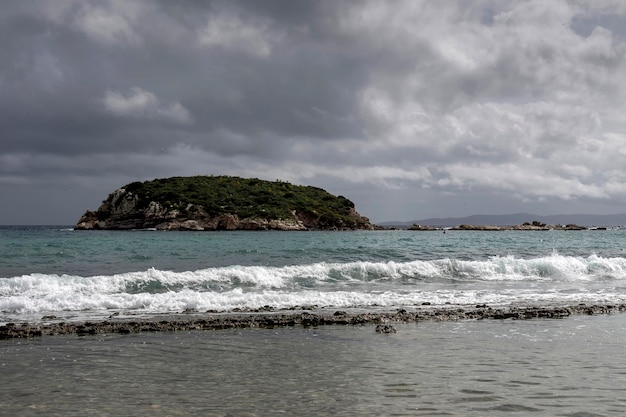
(2, 226, 626, 322)
(2, 226, 626, 416)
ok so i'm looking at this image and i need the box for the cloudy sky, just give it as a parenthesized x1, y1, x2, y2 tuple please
(2, 0, 626, 224)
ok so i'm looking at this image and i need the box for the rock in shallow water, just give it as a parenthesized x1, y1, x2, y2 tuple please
(375, 324, 397, 334)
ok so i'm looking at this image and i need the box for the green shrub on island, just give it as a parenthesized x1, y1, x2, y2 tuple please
(123, 175, 354, 218)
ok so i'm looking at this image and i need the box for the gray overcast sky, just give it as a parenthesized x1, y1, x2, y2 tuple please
(2, 0, 626, 225)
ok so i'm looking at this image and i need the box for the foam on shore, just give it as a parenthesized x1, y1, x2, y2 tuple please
(3, 255, 626, 321)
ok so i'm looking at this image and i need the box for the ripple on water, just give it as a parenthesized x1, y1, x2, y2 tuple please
(2, 315, 626, 416)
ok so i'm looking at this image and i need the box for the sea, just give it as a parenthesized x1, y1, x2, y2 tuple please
(2, 226, 626, 416)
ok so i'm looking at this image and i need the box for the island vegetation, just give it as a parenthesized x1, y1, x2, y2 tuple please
(75, 176, 375, 231)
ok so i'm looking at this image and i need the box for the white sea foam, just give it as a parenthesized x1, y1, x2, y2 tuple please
(2, 254, 626, 319)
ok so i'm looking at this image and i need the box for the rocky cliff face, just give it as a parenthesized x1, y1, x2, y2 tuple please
(75, 187, 376, 231)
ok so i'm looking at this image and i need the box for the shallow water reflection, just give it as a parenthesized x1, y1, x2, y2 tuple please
(2, 314, 626, 416)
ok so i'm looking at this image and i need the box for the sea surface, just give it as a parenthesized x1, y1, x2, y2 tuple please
(2, 226, 626, 322)
(2, 226, 626, 416)
(2, 315, 626, 417)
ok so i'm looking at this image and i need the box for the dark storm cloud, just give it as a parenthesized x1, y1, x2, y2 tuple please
(1, 1, 368, 159)
(2, 1, 626, 224)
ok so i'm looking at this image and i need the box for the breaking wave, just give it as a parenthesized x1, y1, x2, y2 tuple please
(2, 254, 626, 318)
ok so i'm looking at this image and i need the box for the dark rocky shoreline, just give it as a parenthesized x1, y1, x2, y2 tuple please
(2, 303, 625, 339)
(407, 220, 590, 231)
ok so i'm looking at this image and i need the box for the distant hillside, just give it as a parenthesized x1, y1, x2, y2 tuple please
(381, 213, 626, 228)
(75, 176, 375, 231)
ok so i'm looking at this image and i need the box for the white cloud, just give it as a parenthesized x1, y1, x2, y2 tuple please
(73, 3, 141, 46)
(36, 0, 146, 46)
(33, 0, 190, 47)
(197, 12, 282, 57)
(341, 0, 626, 208)
(102, 87, 191, 124)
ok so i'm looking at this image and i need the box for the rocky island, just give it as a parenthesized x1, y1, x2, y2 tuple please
(75, 176, 376, 231)
(408, 220, 588, 231)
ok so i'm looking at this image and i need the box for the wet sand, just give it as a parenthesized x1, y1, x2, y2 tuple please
(2, 303, 625, 339)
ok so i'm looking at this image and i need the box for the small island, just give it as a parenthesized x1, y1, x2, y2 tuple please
(408, 220, 588, 231)
(75, 176, 376, 231)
